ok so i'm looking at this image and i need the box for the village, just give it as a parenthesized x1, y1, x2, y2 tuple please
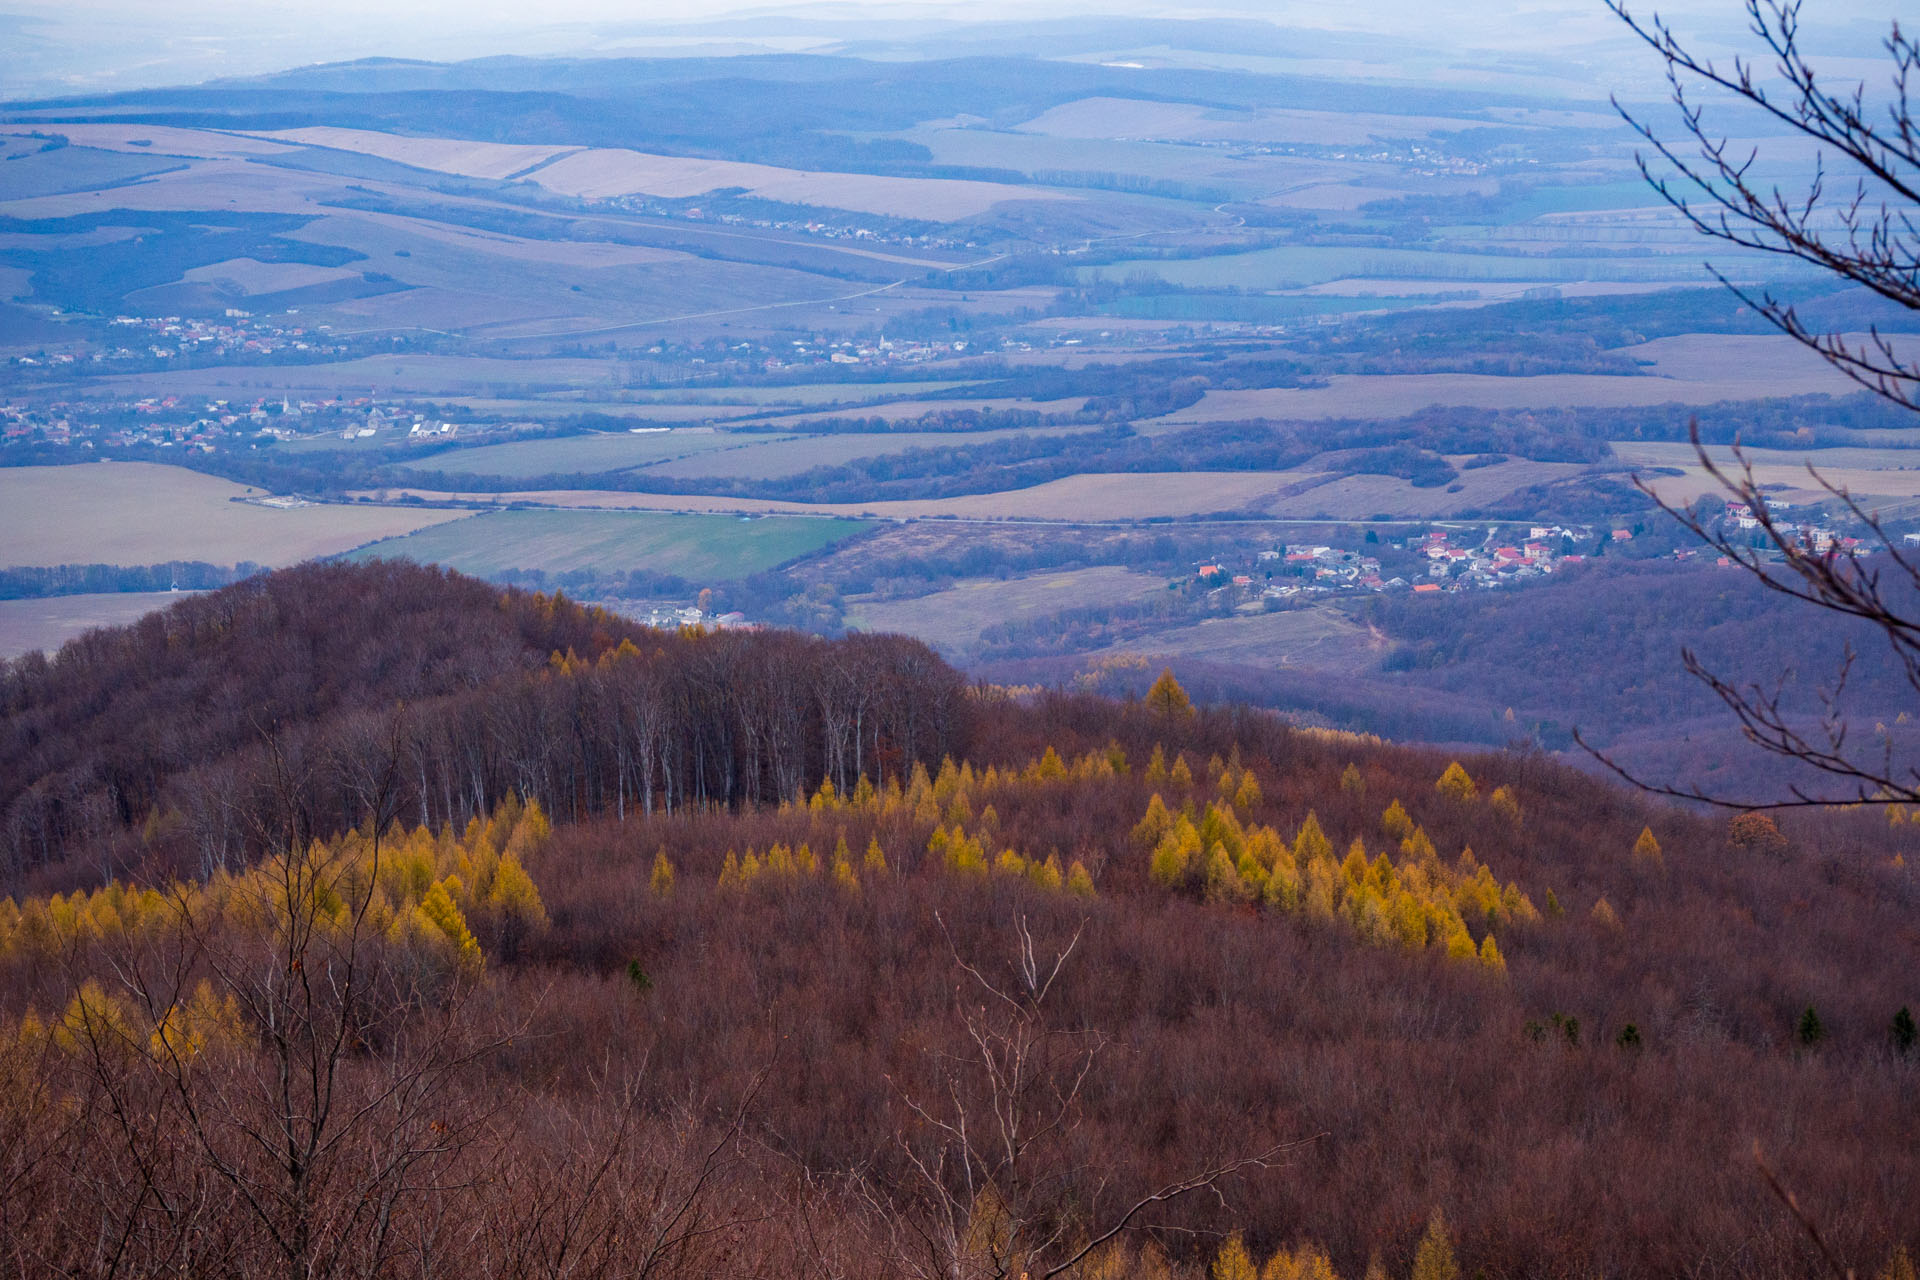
(1168, 500, 1876, 613)
(8, 310, 352, 372)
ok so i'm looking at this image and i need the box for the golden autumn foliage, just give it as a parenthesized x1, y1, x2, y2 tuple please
(1213, 1232, 1258, 1280)
(6, 798, 552, 1058)
(1436, 762, 1477, 803)
(0, 799, 551, 979)
(1262, 1241, 1340, 1280)
(1133, 793, 1530, 969)
(652, 850, 679, 897)
(1410, 1208, 1460, 1280)
(1146, 667, 1194, 718)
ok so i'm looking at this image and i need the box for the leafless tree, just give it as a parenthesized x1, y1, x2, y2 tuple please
(870, 914, 1309, 1280)
(1593, 0, 1920, 805)
(1608, 0, 1920, 410)
(62, 718, 509, 1279)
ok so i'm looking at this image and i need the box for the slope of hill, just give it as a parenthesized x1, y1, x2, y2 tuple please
(0, 562, 1914, 1279)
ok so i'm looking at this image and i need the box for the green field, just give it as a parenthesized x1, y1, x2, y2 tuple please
(347, 508, 868, 578)
(639, 429, 1066, 480)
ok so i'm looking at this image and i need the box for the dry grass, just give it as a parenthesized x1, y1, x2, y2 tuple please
(1613, 332, 1920, 382)
(1261, 459, 1588, 518)
(1080, 605, 1382, 673)
(178, 257, 364, 295)
(1616, 441, 1920, 508)
(0, 463, 469, 567)
(844, 566, 1168, 652)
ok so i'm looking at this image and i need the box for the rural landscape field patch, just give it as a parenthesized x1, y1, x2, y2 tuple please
(347, 508, 869, 578)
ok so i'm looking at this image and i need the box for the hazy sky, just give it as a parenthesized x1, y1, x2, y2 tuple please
(1, 0, 1906, 99)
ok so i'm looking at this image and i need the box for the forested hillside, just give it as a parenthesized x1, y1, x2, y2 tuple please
(0, 563, 1915, 1279)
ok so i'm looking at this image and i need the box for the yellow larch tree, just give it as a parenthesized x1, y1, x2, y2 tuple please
(1436, 761, 1477, 803)
(1410, 1208, 1459, 1280)
(1146, 667, 1194, 717)
(1213, 1232, 1258, 1280)
(1632, 826, 1664, 870)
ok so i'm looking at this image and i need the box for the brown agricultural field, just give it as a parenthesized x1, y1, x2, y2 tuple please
(844, 566, 1169, 653)
(1079, 604, 1385, 673)
(0, 463, 469, 566)
(1616, 441, 1920, 509)
(0, 590, 192, 659)
(1262, 460, 1590, 518)
(173, 257, 366, 296)
(250, 127, 580, 180)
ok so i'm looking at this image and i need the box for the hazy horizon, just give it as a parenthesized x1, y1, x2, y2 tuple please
(2, 0, 1906, 101)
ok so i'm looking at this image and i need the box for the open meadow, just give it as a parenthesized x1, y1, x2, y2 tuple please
(0, 463, 467, 567)
(844, 565, 1168, 654)
(1615, 441, 1920, 510)
(1078, 603, 1385, 672)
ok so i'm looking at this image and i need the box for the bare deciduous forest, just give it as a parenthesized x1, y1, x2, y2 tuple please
(1, 563, 1915, 1279)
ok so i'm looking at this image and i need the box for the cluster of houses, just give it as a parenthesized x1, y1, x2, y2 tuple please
(0, 392, 497, 457)
(1407, 526, 1586, 591)
(762, 335, 973, 371)
(1721, 501, 1865, 557)
(1255, 545, 1397, 598)
(599, 195, 981, 253)
(8, 313, 346, 370)
(1184, 524, 1603, 604)
(621, 604, 755, 631)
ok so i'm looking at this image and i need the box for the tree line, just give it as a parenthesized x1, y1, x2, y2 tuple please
(0, 561, 966, 892)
